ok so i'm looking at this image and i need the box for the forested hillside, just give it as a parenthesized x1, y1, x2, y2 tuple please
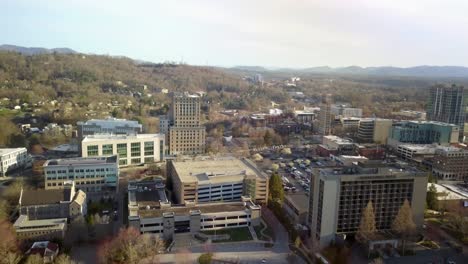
(0, 51, 250, 105)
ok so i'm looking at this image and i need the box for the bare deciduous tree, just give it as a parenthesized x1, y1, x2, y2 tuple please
(356, 201, 377, 243)
(392, 199, 416, 255)
(98, 227, 165, 264)
(0, 220, 21, 264)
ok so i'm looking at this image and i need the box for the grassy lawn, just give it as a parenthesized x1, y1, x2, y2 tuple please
(202, 227, 253, 242)
(419, 239, 439, 249)
(0, 108, 19, 117)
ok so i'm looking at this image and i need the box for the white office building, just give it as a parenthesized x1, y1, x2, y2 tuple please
(44, 155, 119, 193)
(0, 148, 31, 176)
(81, 134, 165, 166)
(331, 105, 363, 118)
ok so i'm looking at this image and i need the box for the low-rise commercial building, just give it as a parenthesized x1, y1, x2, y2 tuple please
(308, 163, 427, 247)
(0, 148, 31, 176)
(294, 110, 316, 124)
(333, 155, 369, 166)
(14, 215, 67, 240)
(168, 157, 269, 204)
(331, 105, 363, 118)
(283, 193, 309, 225)
(44, 156, 119, 193)
(317, 135, 355, 157)
(81, 134, 165, 166)
(19, 181, 86, 220)
(339, 117, 361, 131)
(127, 180, 261, 241)
(356, 144, 386, 160)
(432, 147, 468, 181)
(395, 144, 437, 161)
(428, 183, 468, 211)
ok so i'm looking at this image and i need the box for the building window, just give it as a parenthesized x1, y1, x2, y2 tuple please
(102, 144, 113, 155)
(131, 158, 141, 164)
(117, 143, 127, 158)
(119, 159, 127, 166)
(144, 141, 154, 156)
(131, 143, 141, 157)
(144, 157, 154, 163)
(87, 145, 99, 156)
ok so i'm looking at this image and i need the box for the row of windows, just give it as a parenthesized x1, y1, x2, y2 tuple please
(47, 180, 105, 186)
(47, 174, 109, 180)
(87, 141, 157, 158)
(46, 168, 113, 174)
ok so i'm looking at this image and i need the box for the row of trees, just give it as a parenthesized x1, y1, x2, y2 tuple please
(357, 200, 416, 256)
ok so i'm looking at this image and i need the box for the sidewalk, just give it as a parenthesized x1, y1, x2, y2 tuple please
(248, 225, 259, 241)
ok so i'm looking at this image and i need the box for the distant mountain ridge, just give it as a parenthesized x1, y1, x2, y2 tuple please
(233, 65, 468, 78)
(0, 44, 77, 55)
(2, 45, 468, 78)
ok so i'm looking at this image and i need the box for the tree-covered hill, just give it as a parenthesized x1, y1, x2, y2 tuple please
(0, 51, 249, 102)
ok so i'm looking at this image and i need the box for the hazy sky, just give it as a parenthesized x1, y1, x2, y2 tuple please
(2, 0, 468, 68)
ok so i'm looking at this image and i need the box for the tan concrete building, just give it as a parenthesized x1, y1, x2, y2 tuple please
(14, 215, 67, 240)
(127, 179, 261, 241)
(308, 162, 427, 247)
(167, 158, 269, 204)
(167, 92, 206, 155)
(357, 118, 393, 144)
(317, 94, 333, 135)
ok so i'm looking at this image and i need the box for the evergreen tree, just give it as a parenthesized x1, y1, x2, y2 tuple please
(268, 172, 284, 202)
(427, 172, 437, 183)
(426, 184, 438, 210)
(264, 130, 273, 146)
(356, 201, 377, 243)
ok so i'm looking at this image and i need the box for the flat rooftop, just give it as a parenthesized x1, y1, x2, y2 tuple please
(323, 135, 354, 144)
(82, 133, 163, 142)
(395, 120, 458, 127)
(138, 202, 248, 218)
(285, 193, 309, 213)
(173, 92, 200, 98)
(14, 215, 67, 229)
(44, 155, 117, 167)
(171, 158, 266, 184)
(77, 117, 141, 128)
(128, 180, 168, 207)
(398, 144, 438, 153)
(0, 148, 26, 156)
(21, 188, 72, 206)
(319, 163, 425, 178)
(429, 183, 468, 200)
